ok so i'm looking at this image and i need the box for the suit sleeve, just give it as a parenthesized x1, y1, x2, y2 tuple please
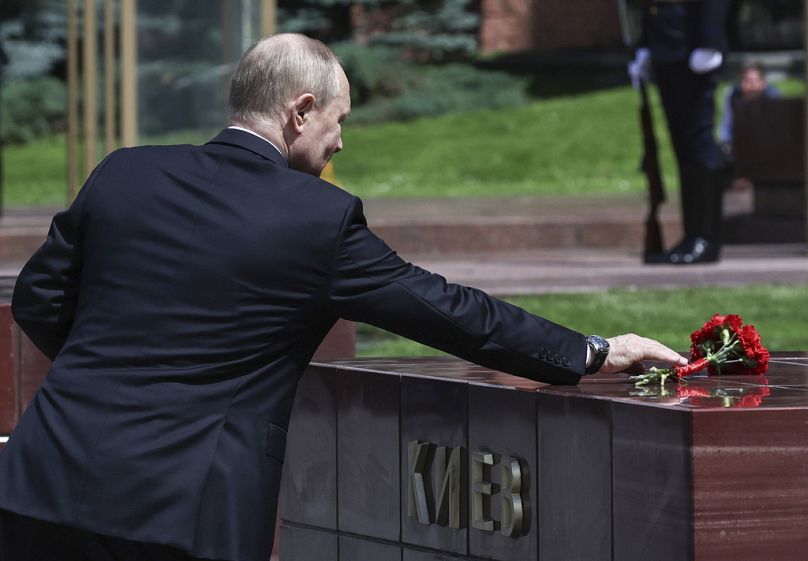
(638, 1, 649, 48)
(326, 197, 586, 385)
(11, 151, 118, 359)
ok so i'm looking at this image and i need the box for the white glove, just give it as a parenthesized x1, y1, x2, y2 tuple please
(689, 48, 723, 74)
(628, 47, 652, 89)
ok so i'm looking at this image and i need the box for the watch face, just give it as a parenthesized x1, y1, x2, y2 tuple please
(588, 335, 610, 353)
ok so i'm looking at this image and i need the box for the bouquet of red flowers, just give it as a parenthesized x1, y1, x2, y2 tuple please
(630, 314, 770, 387)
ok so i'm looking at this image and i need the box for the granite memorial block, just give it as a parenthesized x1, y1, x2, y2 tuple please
(611, 402, 692, 561)
(690, 404, 808, 560)
(401, 375, 468, 556)
(312, 319, 356, 360)
(279, 356, 808, 560)
(536, 391, 611, 561)
(468, 384, 537, 561)
(279, 366, 339, 529)
(338, 367, 401, 541)
(279, 524, 337, 561)
(402, 548, 481, 561)
(0, 305, 16, 437)
(340, 535, 401, 561)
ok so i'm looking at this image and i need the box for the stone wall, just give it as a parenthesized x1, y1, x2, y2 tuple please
(479, 0, 538, 54)
(0, 304, 51, 451)
(480, 0, 623, 54)
(534, 0, 623, 50)
(349, 0, 623, 55)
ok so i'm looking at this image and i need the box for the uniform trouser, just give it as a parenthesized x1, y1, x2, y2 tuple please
(654, 60, 726, 243)
(0, 508, 222, 561)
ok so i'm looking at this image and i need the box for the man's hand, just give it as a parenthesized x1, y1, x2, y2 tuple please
(628, 47, 652, 89)
(599, 333, 687, 375)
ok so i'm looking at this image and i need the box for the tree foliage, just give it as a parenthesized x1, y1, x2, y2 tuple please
(279, 0, 479, 62)
(0, 0, 66, 80)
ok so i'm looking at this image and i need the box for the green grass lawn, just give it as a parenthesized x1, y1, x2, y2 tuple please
(3, 134, 71, 207)
(357, 283, 808, 357)
(0, 85, 687, 205)
(5, 79, 803, 207)
(336, 85, 679, 198)
(2, 131, 219, 207)
(330, 78, 804, 198)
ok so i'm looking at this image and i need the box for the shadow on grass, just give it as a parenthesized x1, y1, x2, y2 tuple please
(477, 48, 632, 99)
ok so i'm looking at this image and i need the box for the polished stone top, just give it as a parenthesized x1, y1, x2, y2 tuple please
(313, 352, 808, 411)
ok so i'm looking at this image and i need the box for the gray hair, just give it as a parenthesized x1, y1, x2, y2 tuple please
(228, 33, 341, 125)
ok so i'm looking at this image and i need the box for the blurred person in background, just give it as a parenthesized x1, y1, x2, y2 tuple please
(718, 60, 781, 153)
(629, 0, 732, 265)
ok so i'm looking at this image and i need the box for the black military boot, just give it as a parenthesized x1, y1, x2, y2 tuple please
(668, 165, 723, 264)
(646, 165, 723, 265)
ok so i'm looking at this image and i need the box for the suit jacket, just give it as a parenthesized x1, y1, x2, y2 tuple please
(1, 128, 586, 561)
(641, 0, 731, 64)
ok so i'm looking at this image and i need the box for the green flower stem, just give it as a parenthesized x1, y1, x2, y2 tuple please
(629, 367, 676, 387)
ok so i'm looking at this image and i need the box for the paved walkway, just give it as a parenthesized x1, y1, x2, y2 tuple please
(407, 243, 808, 296)
(362, 191, 808, 296)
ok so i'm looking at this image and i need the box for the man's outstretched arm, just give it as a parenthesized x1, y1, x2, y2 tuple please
(327, 197, 685, 383)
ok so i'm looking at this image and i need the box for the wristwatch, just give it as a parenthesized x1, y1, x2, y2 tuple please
(585, 335, 610, 375)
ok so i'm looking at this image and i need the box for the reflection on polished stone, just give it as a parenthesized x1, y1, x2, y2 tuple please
(279, 355, 808, 561)
(279, 367, 339, 529)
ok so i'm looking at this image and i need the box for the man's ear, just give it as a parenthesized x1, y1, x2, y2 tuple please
(291, 93, 316, 133)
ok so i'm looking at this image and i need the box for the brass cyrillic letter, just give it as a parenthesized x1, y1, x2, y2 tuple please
(472, 450, 495, 531)
(500, 457, 524, 537)
(408, 440, 431, 524)
(435, 446, 465, 529)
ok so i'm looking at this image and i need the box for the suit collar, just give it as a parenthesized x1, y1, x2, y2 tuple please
(206, 128, 288, 168)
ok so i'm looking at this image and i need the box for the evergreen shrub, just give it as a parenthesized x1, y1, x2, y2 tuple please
(0, 76, 66, 144)
(336, 50, 530, 125)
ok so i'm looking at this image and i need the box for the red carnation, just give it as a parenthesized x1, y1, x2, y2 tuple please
(737, 324, 770, 375)
(630, 314, 769, 387)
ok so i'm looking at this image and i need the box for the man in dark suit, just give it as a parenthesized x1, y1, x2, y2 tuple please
(629, 0, 732, 264)
(0, 34, 685, 561)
